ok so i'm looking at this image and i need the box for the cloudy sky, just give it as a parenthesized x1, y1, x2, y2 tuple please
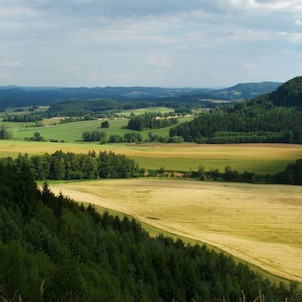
(0, 0, 301, 87)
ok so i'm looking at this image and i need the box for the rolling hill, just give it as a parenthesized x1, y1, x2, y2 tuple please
(0, 81, 281, 110)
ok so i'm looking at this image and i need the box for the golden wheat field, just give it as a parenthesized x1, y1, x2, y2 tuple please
(50, 179, 302, 283)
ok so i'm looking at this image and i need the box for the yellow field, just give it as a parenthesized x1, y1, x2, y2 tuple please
(50, 179, 302, 282)
(1, 140, 302, 173)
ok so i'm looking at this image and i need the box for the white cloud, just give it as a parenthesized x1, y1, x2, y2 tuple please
(1, 60, 23, 68)
(296, 19, 302, 26)
(148, 54, 173, 68)
(243, 62, 258, 71)
(228, 0, 302, 11)
(0, 71, 13, 80)
(276, 31, 302, 43)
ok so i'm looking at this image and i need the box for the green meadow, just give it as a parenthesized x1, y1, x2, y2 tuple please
(115, 106, 174, 117)
(2, 115, 193, 143)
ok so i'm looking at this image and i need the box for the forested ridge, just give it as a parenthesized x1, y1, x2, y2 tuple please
(169, 76, 302, 144)
(0, 82, 280, 112)
(0, 161, 301, 301)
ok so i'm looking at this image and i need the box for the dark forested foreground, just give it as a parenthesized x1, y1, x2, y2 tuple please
(0, 162, 301, 302)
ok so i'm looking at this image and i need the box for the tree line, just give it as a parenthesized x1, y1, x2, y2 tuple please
(82, 130, 184, 144)
(0, 160, 300, 301)
(274, 159, 302, 185)
(1, 150, 140, 180)
(3, 112, 45, 123)
(127, 113, 179, 131)
(140, 160, 302, 185)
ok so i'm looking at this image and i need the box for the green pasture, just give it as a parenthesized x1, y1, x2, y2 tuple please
(131, 156, 291, 174)
(1, 106, 49, 116)
(0, 121, 36, 129)
(5, 115, 193, 143)
(116, 106, 173, 117)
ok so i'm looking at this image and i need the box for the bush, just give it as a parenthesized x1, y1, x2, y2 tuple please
(101, 121, 109, 128)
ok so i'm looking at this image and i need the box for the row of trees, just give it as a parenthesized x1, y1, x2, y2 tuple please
(191, 165, 272, 183)
(142, 161, 302, 185)
(3, 112, 44, 122)
(2, 150, 140, 180)
(82, 131, 107, 142)
(0, 161, 300, 301)
(82, 131, 184, 144)
(128, 113, 179, 131)
(274, 159, 302, 185)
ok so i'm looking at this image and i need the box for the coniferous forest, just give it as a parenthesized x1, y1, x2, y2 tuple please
(0, 160, 301, 302)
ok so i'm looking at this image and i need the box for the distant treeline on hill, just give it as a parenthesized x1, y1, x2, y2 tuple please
(0, 151, 140, 180)
(0, 161, 301, 301)
(47, 99, 202, 118)
(169, 106, 302, 144)
(169, 76, 302, 144)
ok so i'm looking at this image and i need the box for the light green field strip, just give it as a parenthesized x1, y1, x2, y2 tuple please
(49, 178, 302, 283)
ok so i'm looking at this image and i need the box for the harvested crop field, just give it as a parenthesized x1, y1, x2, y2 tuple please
(50, 179, 302, 283)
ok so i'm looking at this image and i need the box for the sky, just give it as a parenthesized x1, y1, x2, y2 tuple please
(0, 0, 302, 88)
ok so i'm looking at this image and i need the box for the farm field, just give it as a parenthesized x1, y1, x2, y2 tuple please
(1, 115, 194, 143)
(115, 106, 173, 117)
(0, 140, 301, 174)
(49, 178, 302, 282)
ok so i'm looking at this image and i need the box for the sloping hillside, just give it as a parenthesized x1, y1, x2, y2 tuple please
(270, 76, 302, 107)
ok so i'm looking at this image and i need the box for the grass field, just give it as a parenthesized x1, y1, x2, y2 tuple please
(1, 115, 194, 143)
(0, 106, 49, 116)
(49, 178, 302, 283)
(0, 140, 301, 174)
(116, 106, 173, 117)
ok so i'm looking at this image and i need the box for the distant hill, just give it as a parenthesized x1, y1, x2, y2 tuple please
(270, 76, 302, 107)
(211, 82, 281, 100)
(0, 81, 281, 110)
